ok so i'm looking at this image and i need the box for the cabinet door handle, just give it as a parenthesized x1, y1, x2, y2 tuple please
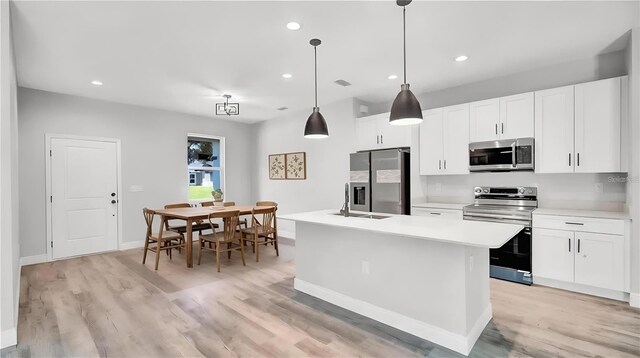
(565, 222, 584, 226)
(495, 124, 498, 135)
(381, 135, 383, 144)
(577, 153, 580, 166)
(501, 123, 504, 134)
(577, 239, 581, 253)
(430, 212, 441, 215)
(438, 160, 441, 170)
(568, 238, 571, 252)
(444, 160, 447, 170)
(569, 153, 571, 166)
(376, 135, 379, 144)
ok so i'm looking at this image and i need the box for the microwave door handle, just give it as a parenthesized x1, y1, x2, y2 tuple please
(511, 141, 517, 167)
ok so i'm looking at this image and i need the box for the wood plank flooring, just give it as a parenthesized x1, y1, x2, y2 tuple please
(4, 243, 640, 358)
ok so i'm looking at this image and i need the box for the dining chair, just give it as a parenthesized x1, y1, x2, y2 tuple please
(164, 203, 216, 240)
(197, 210, 246, 272)
(241, 206, 278, 262)
(255, 201, 277, 245)
(142, 208, 186, 270)
(203, 201, 248, 229)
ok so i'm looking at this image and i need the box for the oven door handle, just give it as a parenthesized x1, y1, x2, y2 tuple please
(511, 141, 517, 168)
(464, 211, 529, 220)
(463, 215, 530, 226)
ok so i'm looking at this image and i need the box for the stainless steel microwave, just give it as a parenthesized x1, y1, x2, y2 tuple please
(469, 138, 534, 172)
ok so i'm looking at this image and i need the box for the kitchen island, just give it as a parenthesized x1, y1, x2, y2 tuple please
(281, 210, 523, 356)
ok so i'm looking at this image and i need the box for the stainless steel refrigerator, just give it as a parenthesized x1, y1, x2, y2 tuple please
(349, 149, 410, 215)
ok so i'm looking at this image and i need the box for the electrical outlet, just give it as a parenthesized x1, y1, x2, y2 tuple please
(595, 183, 604, 193)
(361, 261, 370, 275)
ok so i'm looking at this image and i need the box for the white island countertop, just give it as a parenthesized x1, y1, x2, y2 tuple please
(281, 209, 523, 249)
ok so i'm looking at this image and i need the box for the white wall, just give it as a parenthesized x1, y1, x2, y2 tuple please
(625, 28, 640, 306)
(253, 98, 356, 236)
(17, 88, 255, 258)
(1, 0, 20, 349)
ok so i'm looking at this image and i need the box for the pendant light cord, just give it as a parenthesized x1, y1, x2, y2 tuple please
(403, 5, 407, 85)
(314, 45, 318, 107)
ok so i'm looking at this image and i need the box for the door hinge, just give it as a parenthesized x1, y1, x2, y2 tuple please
(51, 241, 53, 248)
(50, 196, 53, 203)
(49, 150, 52, 156)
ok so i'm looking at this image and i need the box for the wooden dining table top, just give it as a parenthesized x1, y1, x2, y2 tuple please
(154, 205, 274, 219)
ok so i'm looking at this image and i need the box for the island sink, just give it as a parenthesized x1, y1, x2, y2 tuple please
(331, 212, 390, 220)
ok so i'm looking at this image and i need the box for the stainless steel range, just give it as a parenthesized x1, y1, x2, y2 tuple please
(463, 186, 538, 285)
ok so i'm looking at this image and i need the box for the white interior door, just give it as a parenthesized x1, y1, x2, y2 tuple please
(50, 137, 119, 259)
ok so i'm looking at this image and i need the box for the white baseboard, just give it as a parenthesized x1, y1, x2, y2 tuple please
(1, 327, 17, 349)
(630, 293, 640, 308)
(119, 240, 145, 250)
(19, 254, 47, 267)
(534, 276, 629, 302)
(294, 278, 484, 356)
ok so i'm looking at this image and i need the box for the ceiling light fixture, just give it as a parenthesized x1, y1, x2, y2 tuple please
(304, 38, 329, 139)
(389, 0, 423, 126)
(282, 73, 293, 79)
(455, 55, 469, 62)
(388, 74, 398, 80)
(286, 22, 301, 30)
(91, 80, 103, 86)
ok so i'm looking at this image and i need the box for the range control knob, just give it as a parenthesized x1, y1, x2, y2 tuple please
(483, 189, 489, 193)
(527, 189, 533, 194)
(474, 188, 482, 194)
(518, 188, 525, 194)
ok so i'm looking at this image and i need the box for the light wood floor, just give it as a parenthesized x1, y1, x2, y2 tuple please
(4, 242, 640, 358)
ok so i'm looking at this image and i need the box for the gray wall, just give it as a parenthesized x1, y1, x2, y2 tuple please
(625, 28, 640, 303)
(1, 0, 20, 348)
(17, 88, 256, 258)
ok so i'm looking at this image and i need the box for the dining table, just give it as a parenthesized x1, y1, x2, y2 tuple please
(154, 205, 274, 268)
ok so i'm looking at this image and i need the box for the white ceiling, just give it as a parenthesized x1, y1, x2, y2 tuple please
(11, 1, 639, 123)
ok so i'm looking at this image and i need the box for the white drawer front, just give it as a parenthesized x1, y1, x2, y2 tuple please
(412, 207, 462, 220)
(533, 214, 624, 235)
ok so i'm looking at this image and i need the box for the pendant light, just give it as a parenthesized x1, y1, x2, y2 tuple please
(304, 38, 329, 138)
(389, 0, 423, 125)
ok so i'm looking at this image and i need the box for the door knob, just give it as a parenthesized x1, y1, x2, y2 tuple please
(111, 193, 116, 197)
(111, 200, 117, 204)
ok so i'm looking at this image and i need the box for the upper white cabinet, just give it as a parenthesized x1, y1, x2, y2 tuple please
(534, 85, 575, 173)
(535, 77, 626, 174)
(574, 77, 622, 173)
(356, 113, 411, 151)
(419, 104, 470, 175)
(469, 92, 534, 142)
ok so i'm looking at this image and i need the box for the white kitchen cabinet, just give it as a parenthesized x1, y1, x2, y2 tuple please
(535, 76, 626, 174)
(534, 85, 575, 173)
(574, 231, 624, 291)
(355, 113, 411, 151)
(532, 212, 629, 299)
(532, 228, 575, 283)
(574, 77, 621, 173)
(419, 104, 469, 175)
(412, 207, 462, 220)
(469, 98, 499, 142)
(500, 92, 534, 139)
(469, 93, 533, 142)
(419, 109, 444, 175)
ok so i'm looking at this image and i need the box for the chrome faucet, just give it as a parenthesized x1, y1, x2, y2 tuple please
(340, 182, 350, 217)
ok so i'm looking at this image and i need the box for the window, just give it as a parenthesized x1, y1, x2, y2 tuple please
(187, 134, 224, 201)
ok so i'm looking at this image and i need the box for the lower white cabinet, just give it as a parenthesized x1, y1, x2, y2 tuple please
(532, 213, 629, 296)
(532, 228, 574, 282)
(412, 207, 462, 220)
(573, 231, 624, 291)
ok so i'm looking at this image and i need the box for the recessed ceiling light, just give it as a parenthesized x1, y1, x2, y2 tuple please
(455, 55, 469, 62)
(91, 80, 103, 86)
(388, 74, 398, 80)
(282, 73, 293, 79)
(286, 22, 301, 30)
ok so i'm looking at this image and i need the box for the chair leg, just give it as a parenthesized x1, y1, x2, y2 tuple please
(215, 242, 221, 272)
(274, 234, 279, 257)
(239, 238, 246, 266)
(227, 243, 232, 260)
(255, 234, 260, 262)
(155, 243, 161, 270)
(197, 239, 203, 265)
(142, 237, 150, 264)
